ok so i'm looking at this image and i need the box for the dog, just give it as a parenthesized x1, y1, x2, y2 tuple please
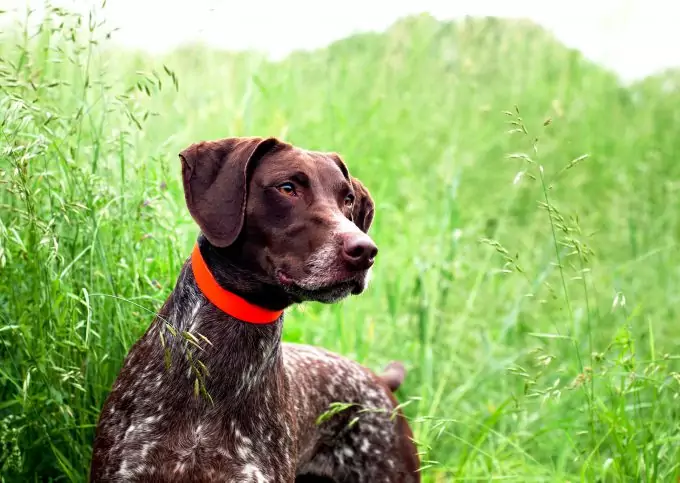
(89, 137, 421, 482)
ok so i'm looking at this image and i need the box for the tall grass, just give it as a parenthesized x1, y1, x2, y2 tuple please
(2, 5, 680, 482)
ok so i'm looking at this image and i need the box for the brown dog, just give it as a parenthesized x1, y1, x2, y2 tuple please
(89, 137, 420, 482)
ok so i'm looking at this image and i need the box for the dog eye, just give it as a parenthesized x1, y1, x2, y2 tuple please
(344, 193, 355, 207)
(277, 182, 297, 197)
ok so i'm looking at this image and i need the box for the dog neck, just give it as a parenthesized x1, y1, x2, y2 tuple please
(197, 235, 295, 311)
(156, 237, 292, 407)
(192, 242, 283, 323)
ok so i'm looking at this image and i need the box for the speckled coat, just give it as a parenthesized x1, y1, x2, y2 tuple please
(89, 262, 420, 482)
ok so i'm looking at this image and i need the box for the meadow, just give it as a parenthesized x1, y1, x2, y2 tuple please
(2, 5, 680, 482)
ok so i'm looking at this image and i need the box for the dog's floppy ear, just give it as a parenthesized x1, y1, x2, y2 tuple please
(179, 136, 281, 247)
(350, 176, 375, 233)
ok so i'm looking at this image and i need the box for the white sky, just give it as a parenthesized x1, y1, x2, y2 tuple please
(2, 0, 679, 82)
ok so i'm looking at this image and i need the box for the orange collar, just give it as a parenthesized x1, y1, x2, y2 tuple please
(191, 243, 283, 324)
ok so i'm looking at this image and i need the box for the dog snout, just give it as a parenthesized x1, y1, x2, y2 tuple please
(341, 233, 378, 270)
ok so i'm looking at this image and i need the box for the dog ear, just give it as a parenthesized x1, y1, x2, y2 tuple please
(350, 176, 375, 233)
(328, 153, 376, 234)
(179, 136, 281, 247)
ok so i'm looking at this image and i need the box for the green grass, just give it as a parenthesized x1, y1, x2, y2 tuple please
(2, 5, 680, 482)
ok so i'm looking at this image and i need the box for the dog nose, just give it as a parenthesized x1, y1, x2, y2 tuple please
(342, 234, 378, 270)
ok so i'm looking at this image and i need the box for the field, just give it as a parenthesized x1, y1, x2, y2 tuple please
(2, 6, 680, 482)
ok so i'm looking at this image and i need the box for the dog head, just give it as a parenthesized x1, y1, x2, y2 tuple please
(179, 137, 376, 303)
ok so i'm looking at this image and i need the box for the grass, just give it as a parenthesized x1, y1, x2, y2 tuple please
(2, 4, 680, 482)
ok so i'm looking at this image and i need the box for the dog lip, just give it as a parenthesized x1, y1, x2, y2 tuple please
(277, 269, 365, 293)
(276, 270, 295, 286)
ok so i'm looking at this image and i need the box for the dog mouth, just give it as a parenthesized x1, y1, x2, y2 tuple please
(276, 269, 367, 301)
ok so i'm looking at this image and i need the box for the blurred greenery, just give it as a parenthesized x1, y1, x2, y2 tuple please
(1, 5, 680, 482)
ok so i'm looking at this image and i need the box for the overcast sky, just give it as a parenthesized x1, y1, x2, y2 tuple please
(3, 0, 679, 82)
